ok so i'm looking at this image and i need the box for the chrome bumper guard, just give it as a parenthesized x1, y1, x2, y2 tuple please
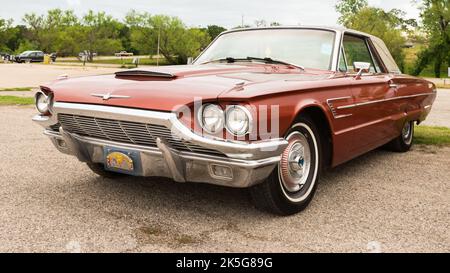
(33, 102, 288, 188)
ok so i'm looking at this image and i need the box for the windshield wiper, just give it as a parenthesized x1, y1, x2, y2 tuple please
(244, 57, 305, 70)
(201, 56, 304, 70)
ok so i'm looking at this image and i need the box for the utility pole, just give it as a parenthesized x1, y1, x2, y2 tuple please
(241, 14, 244, 28)
(157, 27, 161, 66)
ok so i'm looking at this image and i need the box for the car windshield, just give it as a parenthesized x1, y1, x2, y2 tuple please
(195, 29, 336, 70)
(20, 51, 32, 56)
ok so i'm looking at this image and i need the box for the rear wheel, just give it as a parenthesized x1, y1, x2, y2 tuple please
(86, 162, 126, 179)
(250, 116, 323, 215)
(387, 120, 414, 153)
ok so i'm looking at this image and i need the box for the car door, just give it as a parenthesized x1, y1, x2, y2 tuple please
(340, 34, 398, 156)
(36, 52, 44, 62)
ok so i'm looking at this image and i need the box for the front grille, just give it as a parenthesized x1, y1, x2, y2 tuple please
(57, 114, 225, 157)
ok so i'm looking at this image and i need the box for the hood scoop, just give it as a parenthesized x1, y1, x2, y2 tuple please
(115, 70, 176, 79)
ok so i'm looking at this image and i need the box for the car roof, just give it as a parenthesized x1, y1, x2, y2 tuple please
(221, 26, 373, 38)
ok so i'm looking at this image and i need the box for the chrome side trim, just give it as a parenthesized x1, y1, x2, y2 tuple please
(326, 96, 353, 119)
(337, 93, 435, 110)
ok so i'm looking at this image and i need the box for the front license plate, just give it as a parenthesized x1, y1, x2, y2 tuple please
(104, 147, 141, 175)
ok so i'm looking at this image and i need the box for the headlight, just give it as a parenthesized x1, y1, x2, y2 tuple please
(35, 91, 52, 114)
(225, 105, 251, 136)
(199, 104, 224, 134)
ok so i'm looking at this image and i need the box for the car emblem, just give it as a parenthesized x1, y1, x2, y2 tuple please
(91, 93, 131, 101)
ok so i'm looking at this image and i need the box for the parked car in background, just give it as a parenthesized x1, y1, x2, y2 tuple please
(13, 51, 45, 63)
(0, 52, 11, 61)
(12, 51, 57, 63)
(33, 27, 436, 215)
(115, 51, 134, 57)
(50, 53, 57, 62)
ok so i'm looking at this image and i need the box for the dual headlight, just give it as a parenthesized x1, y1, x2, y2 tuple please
(35, 91, 53, 114)
(199, 104, 252, 136)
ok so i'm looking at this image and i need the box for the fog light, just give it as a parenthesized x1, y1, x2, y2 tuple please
(210, 164, 233, 179)
(56, 139, 67, 148)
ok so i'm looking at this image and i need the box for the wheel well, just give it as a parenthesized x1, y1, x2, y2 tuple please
(294, 106, 333, 169)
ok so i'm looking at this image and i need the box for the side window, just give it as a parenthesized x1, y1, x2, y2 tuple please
(338, 47, 347, 72)
(342, 35, 376, 73)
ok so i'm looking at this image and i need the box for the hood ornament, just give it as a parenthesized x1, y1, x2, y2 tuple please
(91, 93, 131, 101)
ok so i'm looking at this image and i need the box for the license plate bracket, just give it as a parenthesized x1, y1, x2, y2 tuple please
(104, 147, 142, 176)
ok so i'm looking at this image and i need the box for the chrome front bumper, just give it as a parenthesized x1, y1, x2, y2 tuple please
(33, 102, 288, 188)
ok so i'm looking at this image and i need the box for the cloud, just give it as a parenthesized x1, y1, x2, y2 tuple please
(66, 0, 81, 7)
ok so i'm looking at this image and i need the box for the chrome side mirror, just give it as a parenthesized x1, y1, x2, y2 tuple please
(187, 57, 194, 65)
(354, 62, 371, 80)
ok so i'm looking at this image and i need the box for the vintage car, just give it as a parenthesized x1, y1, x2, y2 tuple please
(33, 27, 436, 215)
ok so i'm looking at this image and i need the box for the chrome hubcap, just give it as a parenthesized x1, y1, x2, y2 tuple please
(402, 122, 411, 139)
(402, 121, 413, 144)
(280, 132, 311, 192)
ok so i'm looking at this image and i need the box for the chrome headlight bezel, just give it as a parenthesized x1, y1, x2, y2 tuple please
(225, 105, 252, 136)
(198, 104, 225, 134)
(35, 91, 53, 114)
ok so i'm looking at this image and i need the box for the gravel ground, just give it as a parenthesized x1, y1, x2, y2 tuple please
(0, 106, 448, 253)
(0, 63, 118, 89)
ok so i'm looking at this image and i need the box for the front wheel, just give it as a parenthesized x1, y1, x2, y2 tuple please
(250, 116, 322, 215)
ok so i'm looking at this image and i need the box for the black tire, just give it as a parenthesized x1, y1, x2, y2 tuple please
(249, 116, 323, 216)
(387, 120, 414, 153)
(86, 162, 126, 179)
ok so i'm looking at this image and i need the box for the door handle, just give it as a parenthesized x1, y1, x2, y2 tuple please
(389, 83, 399, 89)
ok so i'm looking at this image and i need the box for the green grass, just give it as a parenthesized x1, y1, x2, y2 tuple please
(415, 126, 450, 146)
(0, 96, 34, 105)
(0, 87, 33, 91)
(435, 83, 450, 89)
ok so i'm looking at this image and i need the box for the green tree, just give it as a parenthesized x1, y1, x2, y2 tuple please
(336, 2, 415, 72)
(343, 7, 414, 71)
(125, 11, 211, 64)
(413, 0, 449, 78)
(0, 18, 18, 52)
(82, 11, 124, 59)
(335, 0, 368, 25)
(206, 25, 226, 40)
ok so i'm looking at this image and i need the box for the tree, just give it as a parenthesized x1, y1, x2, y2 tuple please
(344, 7, 415, 71)
(413, 0, 449, 78)
(336, 2, 416, 72)
(206, 25, 226, 40)
(125, 11, 211, 64)
(335, 0, 368, 25)
(0, 18, 18, 52)
(82, 11, 124, 59)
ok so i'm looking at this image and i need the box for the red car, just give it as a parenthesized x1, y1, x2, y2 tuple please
(33, 27, 436, 215)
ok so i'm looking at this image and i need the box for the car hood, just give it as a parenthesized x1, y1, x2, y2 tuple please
(46, 64, 331, 112)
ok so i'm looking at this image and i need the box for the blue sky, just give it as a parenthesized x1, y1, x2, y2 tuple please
(1, 0, 421, 28)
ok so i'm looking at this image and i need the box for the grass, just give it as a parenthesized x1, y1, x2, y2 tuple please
(435, 83, 450, 89)
(0, 95, 34, 105)
(0, 87, 33, 91)
(415, 126, 450, 146)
